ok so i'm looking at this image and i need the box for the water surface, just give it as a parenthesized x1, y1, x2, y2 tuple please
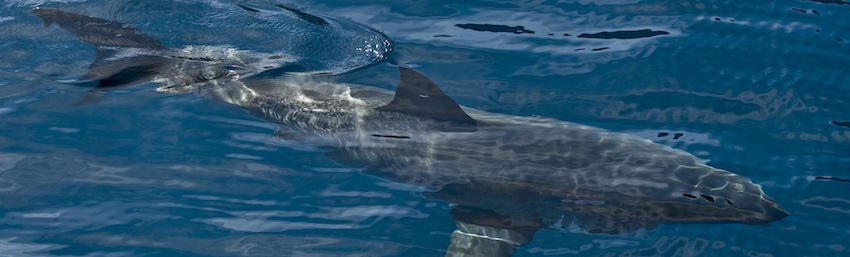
(1, 0, 849, 256)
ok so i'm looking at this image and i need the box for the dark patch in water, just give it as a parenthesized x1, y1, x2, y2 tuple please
(805, 0, 850, 5)
(455, 23, 535, 34)
(831, 121, 850, 128)
(658, 132, 669, 137)
(673, 133, 683, 140)
(372, 134, 411, 139)
(591, 47, 609, 51)
(577, 29, 669, 39)
(276, 4, 330, 26)
(816, 176, 850, 183)
(837, 36, 845, 42)
(791, 8, 807, 13)
(234, 3, 260, 12)
(434, 35, 453, 37)
(813, 9, 821, 15)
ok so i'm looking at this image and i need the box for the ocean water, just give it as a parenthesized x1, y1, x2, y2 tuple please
(1, 0, 849, 256)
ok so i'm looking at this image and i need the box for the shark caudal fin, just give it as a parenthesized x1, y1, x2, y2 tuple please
(376, 67, 478, 132)
(32, 7, 165, 49)
(32, 7, 169, 89)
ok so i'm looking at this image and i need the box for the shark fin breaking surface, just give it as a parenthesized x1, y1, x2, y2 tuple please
(376, 67, 478, 132)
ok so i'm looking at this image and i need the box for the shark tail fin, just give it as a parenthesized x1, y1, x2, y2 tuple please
(376, 67, 478, 132)
(32, 7, 166, 49)
(32, 7, 169, 89)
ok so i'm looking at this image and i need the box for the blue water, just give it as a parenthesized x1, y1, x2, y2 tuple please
(1, 0, 849, 256)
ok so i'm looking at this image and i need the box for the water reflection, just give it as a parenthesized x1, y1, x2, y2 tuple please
(1, 0, 849, 256)
(0, 148, 440, 256)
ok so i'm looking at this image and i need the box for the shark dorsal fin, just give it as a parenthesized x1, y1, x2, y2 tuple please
(32, 7, 166, 49)
(376, 67, 477, 132)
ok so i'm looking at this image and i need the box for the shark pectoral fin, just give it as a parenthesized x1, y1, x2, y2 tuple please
(32, 7, 166, 49)
(446, 206, 540, 257)
(375, 67, 478, 133)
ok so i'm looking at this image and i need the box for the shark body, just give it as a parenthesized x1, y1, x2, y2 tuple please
(206, 69, 788, 256)
(34, 7, 787, 257)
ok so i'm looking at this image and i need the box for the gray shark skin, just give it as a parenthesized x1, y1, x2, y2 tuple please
(36, 7, 787, 257)
(202, 68, 788, 256)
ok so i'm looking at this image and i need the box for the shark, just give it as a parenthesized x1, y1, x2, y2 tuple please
(34, 7, 788, 257)
(205, 69, 789, 256)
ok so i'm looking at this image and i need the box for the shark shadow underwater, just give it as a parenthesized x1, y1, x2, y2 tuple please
(33, 6, 788, 257)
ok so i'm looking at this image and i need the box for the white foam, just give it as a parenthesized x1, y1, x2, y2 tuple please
(224, 153, 263, 160)
(47, 127, 79, 133)
(22, 211, 64, 218)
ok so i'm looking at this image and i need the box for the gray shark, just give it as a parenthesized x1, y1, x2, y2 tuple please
(36, 7, 787, 257)
(202, 69, 787, 256)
